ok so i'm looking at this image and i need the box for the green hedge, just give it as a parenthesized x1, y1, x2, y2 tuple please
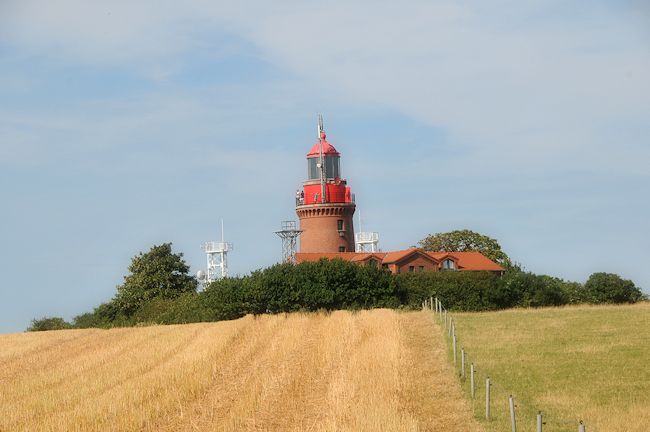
(67, 260, 646, 330)
(27, 317, 72, 332)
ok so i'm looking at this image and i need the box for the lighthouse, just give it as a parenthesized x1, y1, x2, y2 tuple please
(296, 116, 356, 253)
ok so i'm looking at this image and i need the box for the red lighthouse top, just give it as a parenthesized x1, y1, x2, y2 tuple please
(299, 118, 353, 206)
(306, 131, 340, 157)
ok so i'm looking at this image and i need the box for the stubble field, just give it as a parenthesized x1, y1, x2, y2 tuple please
(0, 309, 481, 432)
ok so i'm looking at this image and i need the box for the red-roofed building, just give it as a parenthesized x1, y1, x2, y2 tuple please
(296, 248, 505, 274)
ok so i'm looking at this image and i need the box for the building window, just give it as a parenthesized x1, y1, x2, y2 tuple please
(339, 246, 346, 252)
(337, 219, 344, 231)
(419, 266, 424, 272)
(443, 259, 455, 270)
(409, 266, 415, 272)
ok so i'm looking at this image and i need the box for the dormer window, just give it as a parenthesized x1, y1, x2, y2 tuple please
(442, 259, 456, 270)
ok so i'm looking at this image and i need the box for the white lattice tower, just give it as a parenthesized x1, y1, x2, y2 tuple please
(275, 220, 302, 263)
(355, 231, 379, 252)
(202, 241, 232, 282)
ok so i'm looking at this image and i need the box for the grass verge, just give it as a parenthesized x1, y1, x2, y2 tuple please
(438, 302, 650, 432)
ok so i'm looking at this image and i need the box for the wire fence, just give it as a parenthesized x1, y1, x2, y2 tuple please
(422, 297, 591, 432)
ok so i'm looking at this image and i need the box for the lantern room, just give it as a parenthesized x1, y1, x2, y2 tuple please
(299, 131, 354, 206)
(306, 132, 341, 180)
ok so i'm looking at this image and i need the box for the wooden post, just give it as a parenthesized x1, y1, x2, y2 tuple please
(452, 334, 457, 366)
(485, 377, 491, 419)
(537, 412, 543, 432)
(509, 395, 517, 432)
(439, 303, 443, 322)
(461, 348, 465, 378)
(430, 296, 433, 311)
(444, 310, 447, 330)
(435, 297, 438, 313)
(470, 363, 475, 398)
(578, 421, 586, 432)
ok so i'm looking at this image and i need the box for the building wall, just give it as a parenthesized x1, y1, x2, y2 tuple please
(297, 203, 355, 253)
(394, 255, 439, 274)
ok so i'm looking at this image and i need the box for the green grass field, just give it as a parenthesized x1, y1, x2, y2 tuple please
(441, 302, 650, 432)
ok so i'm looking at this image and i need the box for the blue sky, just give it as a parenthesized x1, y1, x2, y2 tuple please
(1, 1, 648, 333)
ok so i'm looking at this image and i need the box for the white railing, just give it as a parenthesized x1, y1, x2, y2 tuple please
(202, 242, 232, 253)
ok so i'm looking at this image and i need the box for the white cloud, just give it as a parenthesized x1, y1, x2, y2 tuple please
(1, 0, 648, 175)
(1, 1, 188, 63)
(219, 1, 650, 173)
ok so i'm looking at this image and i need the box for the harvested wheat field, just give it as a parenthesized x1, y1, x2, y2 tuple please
(0, 309, 481, 432)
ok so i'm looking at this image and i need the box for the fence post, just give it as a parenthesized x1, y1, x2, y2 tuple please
(578, 421, 586, 432)
(439, 303, 443, 322)
(430, 296, 433, 311)
(452, 334, 457, 366)
(448, 318, 452, 337)
(509, 395, 517, 432)
(461, 348, 465, 378)
(444, 310, 448, 331)
(485, 377, 491, 419)
(470, 363, 475, 398)
(537, 412, 543, 432)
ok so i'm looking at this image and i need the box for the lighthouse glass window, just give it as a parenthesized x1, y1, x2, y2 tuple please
(325, 156, 340, 179)
(308, 156, 340, 180)
(308, 158, 319, 180)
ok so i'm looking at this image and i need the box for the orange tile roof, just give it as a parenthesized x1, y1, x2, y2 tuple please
(295, 249, 505, 272)
(427, 251, 505, 271)
(382, 248, 442, 264)
(381, 248, 417, 263)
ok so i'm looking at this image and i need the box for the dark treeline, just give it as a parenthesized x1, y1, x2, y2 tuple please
(31, 258, 646, 331)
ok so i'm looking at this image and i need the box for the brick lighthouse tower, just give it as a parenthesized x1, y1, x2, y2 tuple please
(296, 116, 356, 253)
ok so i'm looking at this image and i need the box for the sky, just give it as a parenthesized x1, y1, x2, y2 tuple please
(1, 1, 648, 333)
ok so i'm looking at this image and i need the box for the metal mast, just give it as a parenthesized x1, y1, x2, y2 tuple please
(275, 220, 302, 263)
(318, 114, 326, 204)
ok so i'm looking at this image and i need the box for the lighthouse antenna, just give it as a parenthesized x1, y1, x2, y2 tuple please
(317, 114, 323, 137)
(318, 114, 326, 204)
(358, 209, 362, 233)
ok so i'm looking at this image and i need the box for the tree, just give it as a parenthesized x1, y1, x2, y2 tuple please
(418, 229, 513, 268)
(27, 317, 71, 331)
(584, 272, 645, 304)
(114, 243, 198, 316)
